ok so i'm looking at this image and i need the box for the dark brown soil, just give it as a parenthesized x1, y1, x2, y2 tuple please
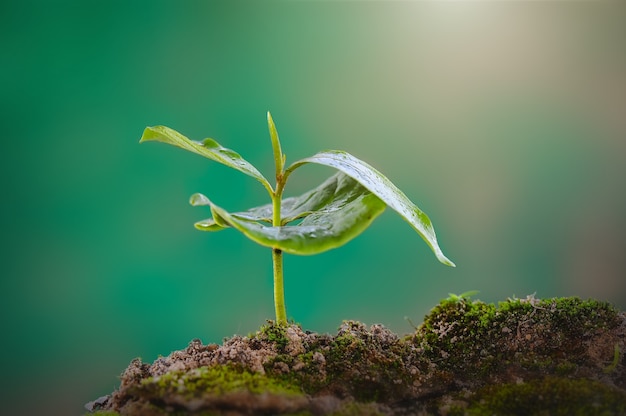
(86, 296, 626, 415)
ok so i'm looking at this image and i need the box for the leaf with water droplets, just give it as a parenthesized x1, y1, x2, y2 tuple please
(190, 172, 386, 255)
(287, 150, 455, 266)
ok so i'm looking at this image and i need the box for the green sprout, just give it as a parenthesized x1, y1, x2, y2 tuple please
(445, 290, 480, 303)
(140, 112, 455, 325)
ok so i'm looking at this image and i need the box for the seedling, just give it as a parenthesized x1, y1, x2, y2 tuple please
(140, 112, 455, 325)
(445, 291, 480, 303)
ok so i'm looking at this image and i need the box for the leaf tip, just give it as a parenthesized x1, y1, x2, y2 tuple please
(194, 220, 224, 232)
(431, 241, 456, 267)
(439, 254, 456, 268)
(189, 193, 210, 206)
(139, 126, 155, 143)
(139, 125, 169, 144)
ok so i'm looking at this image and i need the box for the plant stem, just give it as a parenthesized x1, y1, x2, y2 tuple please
(271, 180, 287, 326)
(272, 247, 287, 325)
(268, 112, 288, 325)
(272, 182, 287, 325)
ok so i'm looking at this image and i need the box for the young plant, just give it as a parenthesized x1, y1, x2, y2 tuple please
(140, 112, 455, 325)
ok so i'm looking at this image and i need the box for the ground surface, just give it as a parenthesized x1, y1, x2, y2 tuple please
(87, 296, 626, 415)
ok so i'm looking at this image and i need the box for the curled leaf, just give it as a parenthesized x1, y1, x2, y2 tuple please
(190, 173, 386, 255)
(288, 150, 455, 266)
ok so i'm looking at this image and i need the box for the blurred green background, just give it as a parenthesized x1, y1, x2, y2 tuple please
(2, 1, 625, 415)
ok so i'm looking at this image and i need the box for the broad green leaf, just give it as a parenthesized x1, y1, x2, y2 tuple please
(191, 172, 366, 229)
(287, 150, 455, 267)
(140, 125, 272, 193)
(190, 173, 387, 255)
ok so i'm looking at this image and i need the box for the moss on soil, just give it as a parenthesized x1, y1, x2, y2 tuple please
(449, 376, 626, 416)
(87, 296, 625, 415)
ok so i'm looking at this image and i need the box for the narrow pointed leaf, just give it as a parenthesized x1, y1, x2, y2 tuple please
(287, 150, 455, 266)
(190, 174, 387, 255)
(267, 112, 285, 175)
(140, 125, 272, 193)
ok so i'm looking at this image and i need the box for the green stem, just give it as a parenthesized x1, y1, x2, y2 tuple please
(272, 247, 286, 325)
(268, 112, 288, 325)
(272, 179, 287, 326)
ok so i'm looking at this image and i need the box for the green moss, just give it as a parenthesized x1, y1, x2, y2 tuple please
(258, 320, 291, 352)
(555, 360, 577, 375)
(328, 401, 386, 415)
(332, 328, 367, 362)
(415, 298, 500, 377)
(321, 321, 415, 402)
(137, 364, 303, 400)
(90, 296, 623, 415)
(414, 296, 621, 380)
(457, 377, 626, 415)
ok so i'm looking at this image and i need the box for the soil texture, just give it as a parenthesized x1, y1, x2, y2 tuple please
(87, 296, 626, 415)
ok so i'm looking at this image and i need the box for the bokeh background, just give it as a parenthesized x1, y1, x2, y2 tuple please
(2, 1, 625, 415)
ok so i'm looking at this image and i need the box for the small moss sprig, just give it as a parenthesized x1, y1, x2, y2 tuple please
(140, 112, 455, 325)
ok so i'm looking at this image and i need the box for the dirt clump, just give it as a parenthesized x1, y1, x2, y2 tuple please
(87, 296, 626, 415)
